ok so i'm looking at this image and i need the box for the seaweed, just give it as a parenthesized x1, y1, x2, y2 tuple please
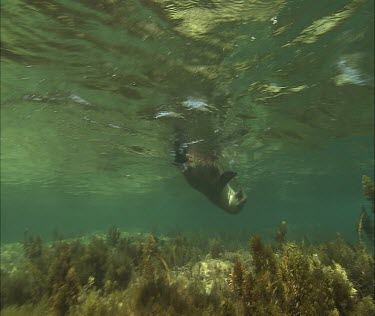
(23, 231, 43, 262)
(316, 235, 374, 298)
(76, 237, 109, 288)
(0, 269, 33, 308)
(104, 253, 132, 290)
(275, 220, 288, 246)
(116, 235, 143, 267)
(106, 226, 121, 247)
(134, 277, 189, 314)
(226, 235, 372, 315)
(1, 229, 374, 316)
(141, 234, 159, 280)
(358, 206, 375, 248)
(229, 258, 244, 295)
(362, 175, 375, 211)
(250, 235, 278, 274)
(161, 234, 190, 267)
(50, 267, 80, 316)
(209, 238, 224, 259)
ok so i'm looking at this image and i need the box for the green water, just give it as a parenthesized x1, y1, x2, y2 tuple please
(1, 0, 374, 243)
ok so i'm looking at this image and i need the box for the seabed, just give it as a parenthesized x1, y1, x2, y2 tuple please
(0, 222, 374, 316)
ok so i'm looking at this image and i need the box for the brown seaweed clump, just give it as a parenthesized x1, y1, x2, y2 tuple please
(275, 220, 288, 246)
(229, 258, 244, 295)
(357, 176, 375, 249)
(0, 229, 374, 316)
(358, 206, 374, 248)
(362, 175, 375, 211)
(106, 226, 121, 247)
(230, 236, 374, 316)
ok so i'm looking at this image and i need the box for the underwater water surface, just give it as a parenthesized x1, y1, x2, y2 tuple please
(1, 0, 374, 240)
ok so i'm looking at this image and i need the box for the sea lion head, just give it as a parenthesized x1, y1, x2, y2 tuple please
(220, 182, 247, 214)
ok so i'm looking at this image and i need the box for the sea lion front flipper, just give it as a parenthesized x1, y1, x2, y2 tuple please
(217, 171, 237, 191)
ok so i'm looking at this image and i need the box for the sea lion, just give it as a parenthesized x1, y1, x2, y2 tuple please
(174, 140, 247, 214)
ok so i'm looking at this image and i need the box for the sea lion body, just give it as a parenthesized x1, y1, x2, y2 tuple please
(176, 146, 247, 214)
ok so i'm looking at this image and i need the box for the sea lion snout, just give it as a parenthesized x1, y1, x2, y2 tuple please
(236, 190, 244, 200)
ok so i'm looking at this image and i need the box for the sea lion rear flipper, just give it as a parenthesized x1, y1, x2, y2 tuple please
(217, 171, 237, 191)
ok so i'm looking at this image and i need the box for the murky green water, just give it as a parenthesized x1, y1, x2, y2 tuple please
(1, 0, 374, 242)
